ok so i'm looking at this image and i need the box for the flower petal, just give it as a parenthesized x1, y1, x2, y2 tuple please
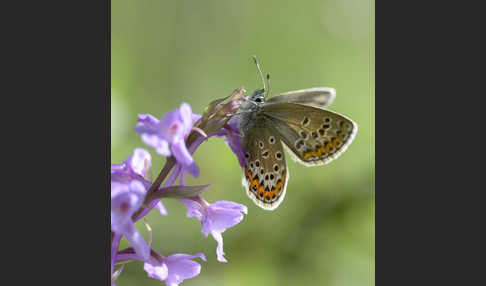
(141, 134, 171, 156)
(181, 199, 205, 221)
(111, 163, 124, 174)
(111, 162, 132, 183)
(179, 102, 193, 133)
(223, 132, 245, 167)
(111, 181, 129, 198)
(210, 231, 227, 263)
(128, 179, 147, 197)
(201, 200, 247, 235)
(144, 258, 169, 281)
(155, 201, 168, 216)
(171, 139, 194, 167)
(179, 164, 186, 185)
(154, 140, 171, 156)
(135, 114, 160, 134)
(159, 110, 185, 141)
(111, 181, 145, 231)
(166, 253, 207, 262)
(128, 148, 152, 177)
(165, 253, 206, 285)
(184, 162, 200, 178)
(211, 200, 248, 214)
(120, 222, 150, 260)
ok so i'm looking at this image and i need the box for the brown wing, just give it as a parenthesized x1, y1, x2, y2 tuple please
(261, 102, 357, 166)
(266, 87, 336, 108)
(241, 123, 289, 210)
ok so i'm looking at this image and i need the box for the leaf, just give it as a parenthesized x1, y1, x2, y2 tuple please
(148, 184, 211, 200)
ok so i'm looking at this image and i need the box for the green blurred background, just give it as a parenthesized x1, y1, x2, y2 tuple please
(112, 0, 374, 285)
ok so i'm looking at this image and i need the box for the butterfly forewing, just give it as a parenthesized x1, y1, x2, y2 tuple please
(241, 123, 289, 210)
(261, 102, 357, 166)
(266, 87, 336, 108)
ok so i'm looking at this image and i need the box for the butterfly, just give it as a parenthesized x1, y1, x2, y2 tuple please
(234, 57, 358, 210)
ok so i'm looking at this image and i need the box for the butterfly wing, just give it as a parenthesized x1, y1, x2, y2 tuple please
(266, 87, 336, 108)
(261, 102, 357, 166)
(241, 121, 289, 210)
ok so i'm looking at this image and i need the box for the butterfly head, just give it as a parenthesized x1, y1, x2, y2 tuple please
(250, 89, 266, 104)
(240, 89, 265, 111)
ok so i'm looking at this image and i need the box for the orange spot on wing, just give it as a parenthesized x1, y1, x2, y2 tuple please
(263, 190, 272, 198)
(245, 167, 252, 179)
(304, 149, 319, 160)
(250, 179, 258, 190)
(258, 185, 264, 193)
(270, 188, 277, 198)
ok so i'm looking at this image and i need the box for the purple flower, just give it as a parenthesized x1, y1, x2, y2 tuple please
(111, 148, 171, 260)
(181, 198, 248, 262)
(136, 103, 201, 177)
(111, 180, 150, 260)
(111, 148, 151, 183)
(219, 119, 245, 167)
(144, 252, 207, 286)
(111, 94, 253, 284)
(112, 148, 167, 215)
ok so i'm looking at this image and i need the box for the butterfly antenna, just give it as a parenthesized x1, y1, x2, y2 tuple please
(266, 73, 271, 97)
(252, 56, 267, 95)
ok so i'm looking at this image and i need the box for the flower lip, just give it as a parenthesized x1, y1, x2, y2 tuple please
(143, 251, 206, 285)
(111, 180, 145, 231)
(136, 103, 201, 177)
(111, 180, 150, 260)
(111, 148, 152, 184)
(181, 197, 247, 263)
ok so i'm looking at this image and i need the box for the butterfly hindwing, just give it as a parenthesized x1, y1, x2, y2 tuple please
(261, 102, 357, 166)
(241, 123, 289, 210)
